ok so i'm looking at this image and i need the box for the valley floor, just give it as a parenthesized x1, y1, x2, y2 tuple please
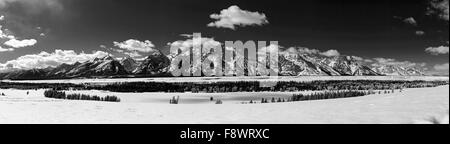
(0, 85, 449, 124)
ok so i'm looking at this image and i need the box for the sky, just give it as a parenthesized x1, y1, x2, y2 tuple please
(0, 0, 448, 75)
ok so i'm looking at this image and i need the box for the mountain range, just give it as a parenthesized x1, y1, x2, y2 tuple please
(0, 50, 425, 80)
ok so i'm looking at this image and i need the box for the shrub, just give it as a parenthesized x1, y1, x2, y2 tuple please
(104, 96, 120, 102)
(170, 96, 179, 104)
(277, 98, 282, 103)
(44, 90, 66, 99)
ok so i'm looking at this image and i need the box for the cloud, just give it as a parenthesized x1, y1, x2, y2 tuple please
(403, 17, 418, 26)
(321, 49, 340, 57)
(350, 56, 374, 63)
(0, 1, 62, 47)
(0, 25, 15, 39)
(425, 46, 449, 55)
(169, 36, 221, 50)
(282, 47, 341, 57)
(428, 0, 449, 21)
(429, 63, 450, 75)
(3, 38, 36, 48)
(123, 51, 142, 58)
(0, 49, 110, 70)
(434, 63, 449, 71)
(168, 35, 223, 75)
(0, 0, 63, 14)
(296, 47, 321, 55)
(110, 39, 160, 58)
(179, 34, 194, 38)
(0, 17, 38, 52)
(113, 39, 156, 53)
(207, 5, 269, 30)
(0, 46, 13, 52)
(350, 56, 364, 61)
(415, 30, 425, 36)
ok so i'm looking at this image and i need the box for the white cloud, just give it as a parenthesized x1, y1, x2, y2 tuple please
(0, 25, 15, 39)
(434, 63, 449, 71)
(4, 38, 36, 48)
(296, 47, 321, 55)
(429, 63, 450, 75)
(179, 34, 194, 38)
(350, 56, 370, 62)
(0, 0, 63, 14)
(124, 51, 142, 58)
(113, 39, 156, 53)
(425, 46, 449, 55)
(282, 47, 341, 57)
(1, 17, 38, 52)
(0, 49, 110, 70)
(351, 56, 363, 61)
(112, 49, 124, 53)
(364, 59, 374, 63)
(415, 30, 425, 36)
(168, 35, 223, 75)
(0, 46, 13, 52)
(207, 5, 269, 30)
(99, 45, 107, 49)
(169, 36, 221, 50)
(428, 0, 449, 21)
(321, 49, 340, 57)
(403, 17, 418, 26)
(111, 39, 159, 58)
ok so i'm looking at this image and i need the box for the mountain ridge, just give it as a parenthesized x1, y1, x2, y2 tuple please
(0, 52, 426, 80)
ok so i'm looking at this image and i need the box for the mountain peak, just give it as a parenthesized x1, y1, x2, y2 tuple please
(120, 57, 139, 73)
(102, 55, 115, 61)
(0, 52, 429, 80)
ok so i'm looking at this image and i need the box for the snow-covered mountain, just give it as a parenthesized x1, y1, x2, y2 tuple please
(120, 57, 139, 73)
(63, 56, 128, 78)
(0, 68, 50, 80)
(0, 51, 428, 80)
(0, 56, 129, 79)
(320, 56, 381, 76)
(372, 65, 425, 76)
(133, 51, 171, 75)
(278, 53, 381, 76)
(279, 54, 330, 76)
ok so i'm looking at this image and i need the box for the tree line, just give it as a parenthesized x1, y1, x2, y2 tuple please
(2, 80, 448, 93)
(248, 89, 399, 104)
(44, 90, 120, 102)
(89, 80, 448, 93)
(291, 91, 368, 101)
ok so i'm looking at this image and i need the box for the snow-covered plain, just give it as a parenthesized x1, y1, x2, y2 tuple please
(0, 84, 448, 124)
